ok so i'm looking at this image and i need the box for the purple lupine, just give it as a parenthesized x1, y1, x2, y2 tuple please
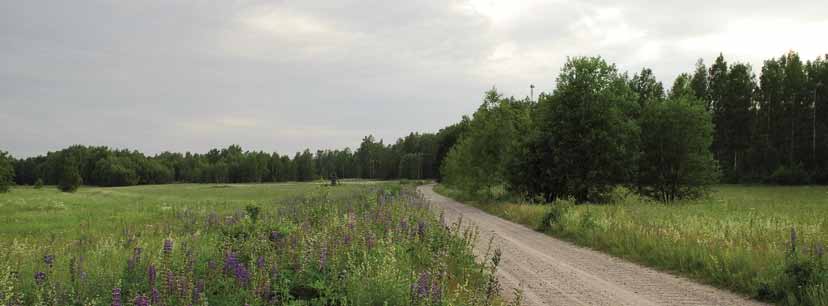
(224, 252, 239, 274)
(269, 231, 283, 242)
(111, 287, 122, 306)
(193, 279, 205, 304)
(34, 271, 46, 285)
(343, 233, 352, 245)
(43, 255, 55, 267)
(431, 280, 443, 302)
(270, 263, 279, 280)
(257, 256, 266, 270)
(166, 271, 175, 293)
(147, 264, 157, 287)
(134, 295, 149, 306)
(412, 272, 431, 301)
(400, 220, 409, 235)
(417, 221, 427, 239)
(163, 239, 174, 255)
(318, 247, 328, 271)
(234, 264, 251, 287)
(151, 288, 160, 304)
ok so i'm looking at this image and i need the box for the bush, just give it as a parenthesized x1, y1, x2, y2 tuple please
(636, 96, 720, 201)
(767, 164, 811, 185)
(539, 198, 574, 231)
(34, 178, 44, 189)
(0, 151, 14, 193)
(58, 163, 82, 192)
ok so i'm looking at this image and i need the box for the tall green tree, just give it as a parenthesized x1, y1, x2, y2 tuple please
(527, 57, 639, 202)
(441, 88, 533, 197)
(637, 96, 719, 201)
(630, 68, 665, 109)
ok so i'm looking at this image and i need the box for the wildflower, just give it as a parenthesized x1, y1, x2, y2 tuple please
(147, 264, 157, 287)
(151, 288, 160, 304)
(224, 252, 239, 274)
(400, 220, 409, 235)
(134, 247, 143, 258)
(166, 271, 175, 293)
(43, 255, 55, 267)
(235, 263, 251, 287)
(257, 256, 266, 270)
(134, 295, 149, 306)
(431, 280, 442, 302)
(269, 231, 283, 242)
(343, 233, 351, 245)
(163, 239, 174, 255)
(193, 279, 205, 304)
(34, 271, 46, 285)
(111, 287, 122, 306)
(417, 221, 427, 239)
(319, 247, 328, 271)
(412, 272, 431, 301)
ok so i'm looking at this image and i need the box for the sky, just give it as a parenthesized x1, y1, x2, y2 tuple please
(2, 0, 827, 158)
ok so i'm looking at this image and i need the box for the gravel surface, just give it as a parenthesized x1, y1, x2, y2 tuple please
(419, 184, 768, 306)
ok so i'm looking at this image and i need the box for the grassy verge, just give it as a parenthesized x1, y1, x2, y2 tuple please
(434, 184, 828, 305)
(0, 182, 513, 305)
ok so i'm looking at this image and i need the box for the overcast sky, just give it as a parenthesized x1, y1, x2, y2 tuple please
(2, 0, 827, 157)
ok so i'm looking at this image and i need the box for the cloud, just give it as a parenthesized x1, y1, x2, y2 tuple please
(1, 0, 826, 157)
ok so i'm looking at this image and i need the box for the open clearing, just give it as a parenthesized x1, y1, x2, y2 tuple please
(420, 184, 767, 306)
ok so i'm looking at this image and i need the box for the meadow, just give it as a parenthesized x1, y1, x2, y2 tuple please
(435, 184, 828, 305)
(0, 181, 512, 306)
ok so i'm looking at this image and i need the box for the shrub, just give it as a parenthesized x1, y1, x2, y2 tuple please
(0, 151, 14, 193)
(34, 178, 44, 189)
(539, 198, 574, 231)
(768, 164, 811, 185)
(58, 163, 82, 192)
(636, 96, 720, 202)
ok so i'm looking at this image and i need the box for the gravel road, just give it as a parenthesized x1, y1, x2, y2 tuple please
(419, 184, 767, 306)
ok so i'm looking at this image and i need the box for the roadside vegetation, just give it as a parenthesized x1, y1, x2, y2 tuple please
(435, 51, 828, 305)
(0, 182, 512, 305)
(434, 184, 828, 305)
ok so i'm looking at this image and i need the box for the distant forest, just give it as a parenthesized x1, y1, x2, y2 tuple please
(2, 51, 827, 195)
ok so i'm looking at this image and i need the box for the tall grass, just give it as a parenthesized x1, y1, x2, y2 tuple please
(434, 184, 828, 305)
(0, 182, 512, 305)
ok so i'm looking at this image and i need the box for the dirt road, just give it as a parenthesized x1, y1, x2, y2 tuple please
(418, 184, 767, 306)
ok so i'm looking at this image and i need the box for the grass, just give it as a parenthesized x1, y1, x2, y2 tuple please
(434, 184, 828, 306)
(0, 181, 513, 305)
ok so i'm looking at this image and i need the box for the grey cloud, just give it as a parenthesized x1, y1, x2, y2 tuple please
(1, 0, 826, 157)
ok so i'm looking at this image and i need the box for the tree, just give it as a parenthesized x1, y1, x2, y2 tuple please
(637, 96, 719, 201)
(669, 73, 694, 99)
(630, 68, 665, 109)
(58, 160, 82, 192)
(690, 59, 709, 109)
(0, 151, 15, 193)
(441, 88, 533, 197)
(526, 57, 639, 202)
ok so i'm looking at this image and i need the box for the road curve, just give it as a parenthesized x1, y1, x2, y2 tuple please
(418, 184, 767, 306)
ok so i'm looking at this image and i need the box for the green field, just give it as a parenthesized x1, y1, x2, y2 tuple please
(0, 182, 509, 306)
(435, 184, 828, 305)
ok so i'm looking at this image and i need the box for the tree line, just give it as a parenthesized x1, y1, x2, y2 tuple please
(2, 51, 826, 200)
(1, 130, 458, 191)
(442, 51, 828, 202)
